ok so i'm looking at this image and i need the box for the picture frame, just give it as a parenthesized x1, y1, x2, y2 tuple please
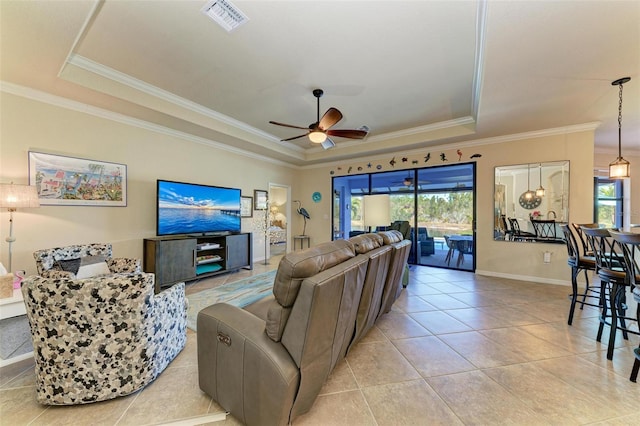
(254, 189, 268, 210)
(241, 196, 253, 217)
(28, 151, 127, 206)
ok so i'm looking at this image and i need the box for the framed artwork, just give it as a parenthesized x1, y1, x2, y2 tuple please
(29, 151, 127, 206)
(254, 189, 268, 210)
(241, 196, 253, 217)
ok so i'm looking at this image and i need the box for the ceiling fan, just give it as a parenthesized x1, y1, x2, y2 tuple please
(269, 89, 368, 150)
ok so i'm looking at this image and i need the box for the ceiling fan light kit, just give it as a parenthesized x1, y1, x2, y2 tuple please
(609, 77, 631, 179)
(269, 88, 368, 149)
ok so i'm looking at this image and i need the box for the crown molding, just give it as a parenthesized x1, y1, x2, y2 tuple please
(0, 81, 298, 169)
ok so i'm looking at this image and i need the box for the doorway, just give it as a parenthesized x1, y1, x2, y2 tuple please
(268, 183, 291, 258)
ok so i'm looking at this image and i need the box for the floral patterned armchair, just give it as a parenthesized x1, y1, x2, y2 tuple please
(33, 243, 141, 279)
(21, 272, 187, 405)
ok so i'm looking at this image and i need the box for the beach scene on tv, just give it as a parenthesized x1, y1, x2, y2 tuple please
(158, 181, 241, 235)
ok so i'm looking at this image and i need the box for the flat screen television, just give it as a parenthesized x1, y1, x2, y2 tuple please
(156, 179, 241, 236)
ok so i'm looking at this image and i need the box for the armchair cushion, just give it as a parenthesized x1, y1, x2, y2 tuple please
(34, 243, 141, 279)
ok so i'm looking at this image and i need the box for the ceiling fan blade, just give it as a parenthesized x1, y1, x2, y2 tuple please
(281, 133, 309, 142)
(269, 120, 309, 130)
(326, 129, 368, 139)
(321, 137, 336, 150)
(318, 107, 343, 130)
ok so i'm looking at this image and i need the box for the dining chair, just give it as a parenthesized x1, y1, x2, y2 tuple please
(455, 239, 473, 268)
(508, 218, 536, 241)
(571, 223, 599, 256)
(443, 235, 456, 266)
(583, 228, 634, 360)
(560, 225, 600, 325)
(608, 230, 640, 382)
(500, 215, 513, 241)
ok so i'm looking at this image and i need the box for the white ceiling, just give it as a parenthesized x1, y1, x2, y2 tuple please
(1, 0, 638, 167)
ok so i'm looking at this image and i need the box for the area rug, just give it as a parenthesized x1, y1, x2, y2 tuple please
(186, 270, 276, 331)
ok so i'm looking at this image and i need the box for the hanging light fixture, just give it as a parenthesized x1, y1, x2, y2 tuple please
(536, 163, 545, 197)
(524, 163, 534, 200)
(609, 77, 631, 179)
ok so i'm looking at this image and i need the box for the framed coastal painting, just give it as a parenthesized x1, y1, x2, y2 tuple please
(28, 151, 127, 206)
(254, 189, 268, 210)
(241, 196, 253, 217)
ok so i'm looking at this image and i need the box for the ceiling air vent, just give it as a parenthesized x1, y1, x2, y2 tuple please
(201, 0, 249, 32)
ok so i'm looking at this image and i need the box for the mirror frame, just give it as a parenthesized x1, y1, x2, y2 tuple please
(494, 161, 570, 241)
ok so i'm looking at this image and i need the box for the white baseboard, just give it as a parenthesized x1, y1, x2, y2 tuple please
(475, 269, 571, 286)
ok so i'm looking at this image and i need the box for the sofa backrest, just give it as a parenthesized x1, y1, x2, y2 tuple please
(283, 253, 369, 419)
(265, 239, 355, 342)
(33, 243, 113, 275)
(348, 233, 393, 350)
(377, 230, 412, 315)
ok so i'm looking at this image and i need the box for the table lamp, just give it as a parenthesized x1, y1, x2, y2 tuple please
(363, 194, 390, 232)
(0, 183, 40, 272)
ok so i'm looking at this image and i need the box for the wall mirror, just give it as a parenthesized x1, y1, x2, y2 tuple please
(494, 161, 569, 242)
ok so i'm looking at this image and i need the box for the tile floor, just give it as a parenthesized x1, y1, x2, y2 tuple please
(1, 262, 639, 425)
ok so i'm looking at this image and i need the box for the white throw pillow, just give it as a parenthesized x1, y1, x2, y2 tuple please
(75, 255, 110, 279)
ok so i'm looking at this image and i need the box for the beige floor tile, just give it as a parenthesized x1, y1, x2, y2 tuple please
(438, 331, 530, 368)
(426, 282, 469, 294)
(346, 340, 421, 387)
(117, 365, 212, 425)
(292, 390, 375, 426)
(442, 307, 505, 330)
(420, 293, 470, 310)
(318, 359, 359, 395)
(0, 385, 48, 425)
(29, 393, 138, 426)
(405, 283, 444, 296)
(393, 292, 438, 313)
(520, 321, 607, 354)
(533, 356, 640, 412)
(393, 336, 475, 377)
(479, 327, 573, 361)
(375, 312, 432, 339)
(448, 291, 502, 307)
(427, 370, 551, 425)
(590, 411, 640, 426)
(358, 325, 389, 344)
(362, 379, 463, 425)
(484, 362, 621, 423)
(409, 311, 473, 335)
(475, 304, 546, 327)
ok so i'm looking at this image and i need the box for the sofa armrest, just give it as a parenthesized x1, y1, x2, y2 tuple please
(107, 257, 142, 274)
(152, 282, 187, 375)
(198, 303, 300, 426)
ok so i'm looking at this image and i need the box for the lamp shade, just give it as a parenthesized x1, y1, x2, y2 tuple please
(0, 183, 40, 210)
(363, 194, 390, 228)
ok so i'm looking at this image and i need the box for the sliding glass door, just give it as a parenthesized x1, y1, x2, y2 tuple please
(332, 162, 476, 271)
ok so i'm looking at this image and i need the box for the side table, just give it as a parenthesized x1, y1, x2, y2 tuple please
(0, 288, 33, 367)
(293, 235, 310, 250)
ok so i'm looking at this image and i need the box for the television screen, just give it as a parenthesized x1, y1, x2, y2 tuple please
(157, 180, 241, 236)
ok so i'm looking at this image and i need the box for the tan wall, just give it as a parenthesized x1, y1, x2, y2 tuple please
(1, 89, 599, 284)
(295, 131, 595, 285)
(0, 92, 297, 275)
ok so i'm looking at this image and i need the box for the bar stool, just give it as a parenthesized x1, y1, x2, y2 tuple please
(584, 228, 635, 360)
(608, 230, 640, 382)
(560, 225, 599, 325)
(572, 223, 599, 256)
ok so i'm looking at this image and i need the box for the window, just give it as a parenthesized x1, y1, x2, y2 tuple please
(594, 177, 623, 228)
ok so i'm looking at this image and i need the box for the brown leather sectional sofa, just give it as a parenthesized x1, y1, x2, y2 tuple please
(197, 230, 411, 425)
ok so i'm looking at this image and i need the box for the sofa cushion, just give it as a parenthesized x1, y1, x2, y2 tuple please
(265, 239, 355, 341)
(349, 233, 383, 254)
(378, 230, 404, 244)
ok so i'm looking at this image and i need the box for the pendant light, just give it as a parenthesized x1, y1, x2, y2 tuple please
(609, 77, 631, 179)
(524, 163, 534, 200)
(536, 163, 545, 197)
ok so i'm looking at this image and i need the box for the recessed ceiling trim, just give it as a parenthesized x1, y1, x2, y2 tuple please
(0, 81, 299, 169)
(472, 0, 488, 119)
